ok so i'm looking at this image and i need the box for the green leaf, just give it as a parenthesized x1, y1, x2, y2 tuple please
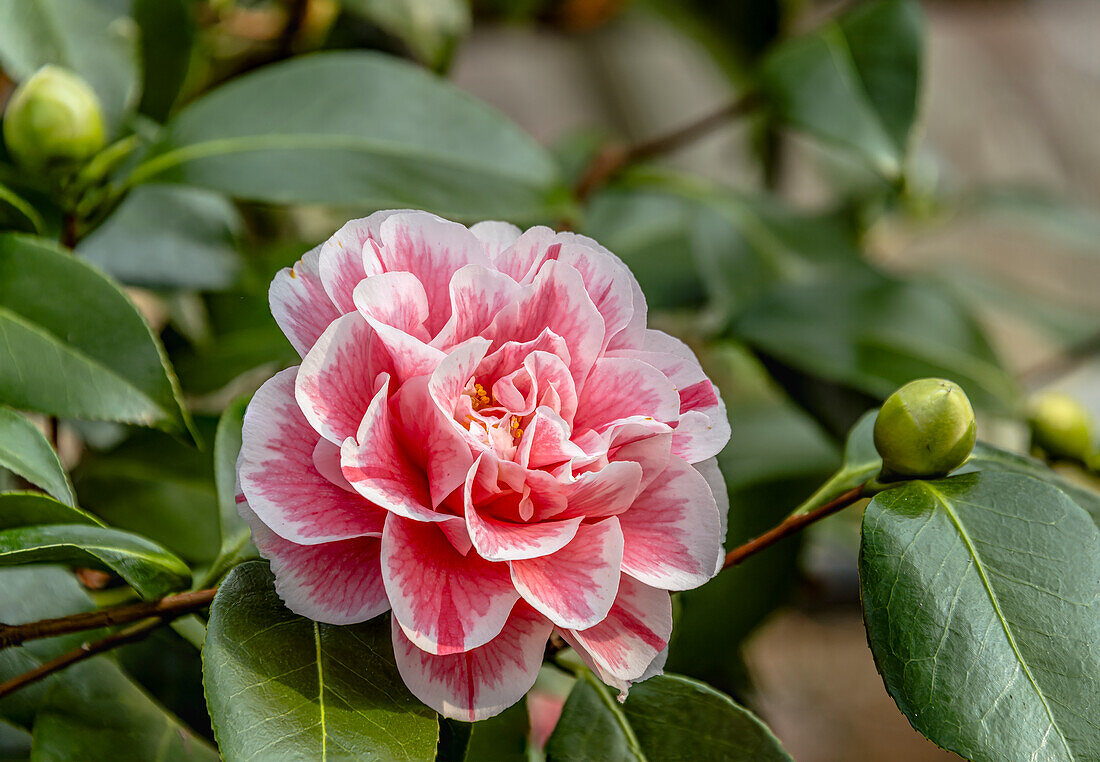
(0, 566, 215, 756)
(0, 0, 139, 129)
(0, 492, 101, 529)
(462, 700, 529, 762)
(0, 183, 43, 234)
(133, 0, 194, 122)
(758, 0, 923, 178)
(77, 185, 243, 291)
(31, 663, 219, 761)
(130, 52, 565, 222)
(734, 268, 1019, 415)
(203, 562, 438, 761)
(0, 234, 192, 436)
(546, 671, 792, 761)
(73, 422, 221, 564)
(0, 407, 75, 506)
(0, 524, 189, 598)
(860, 471, 1100, 761)
(341, 0, 470, 71)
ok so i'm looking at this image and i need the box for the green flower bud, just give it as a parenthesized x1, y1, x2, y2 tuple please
(3, 66, 106, 171)
(873, 378, 977, 479)
(1028, 391, 1094, 463)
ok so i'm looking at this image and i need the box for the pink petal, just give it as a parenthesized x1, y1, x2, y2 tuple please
(484, 261, 605, 386)
(470, 220, 522, 260)
(492, 225, 555, 282)
(695, 456, 729, 574)
(242, 503, 387, 624)
(317, 214, 388, 313)
(238, 368, 386, 543)
(618, 455, 721, 590)
(574, 357, 680, 434)
(432, 265, 522, 350)
(510, 517, 623, 629)
(269, 245, 340, 356)
(340, 380, 437, 523)
(561, 575, 671, 684)
(382, 515, 519, 655)
(607, 420, 673, 492)
(312, 439, 355, 492)
(296, 313, 381, 445)
(517, 408, 586, 470)
(556, 461, 642, 520)
(465, 458, 582, 561)
(392, 602, 551, 721)
(378, 212, 490, 336)
(391, 375, 475, 508)
(552, 239, 636, 349)
(353, 271, 431, 341)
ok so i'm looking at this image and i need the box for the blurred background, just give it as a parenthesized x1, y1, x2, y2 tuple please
(2, 1, 1099, 759)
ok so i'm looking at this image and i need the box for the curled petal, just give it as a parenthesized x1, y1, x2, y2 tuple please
(470, 220, 522, 260)
(392, 602, 551, 722)
(574, 357, 680, 434)
(269, 245, 339, 356)
(239, 368, 386, 544)
(317, 211, 398, 313)
(695, 457, 729, 574)
(383, 515, 519, 655)
(353, 271, 431, 341)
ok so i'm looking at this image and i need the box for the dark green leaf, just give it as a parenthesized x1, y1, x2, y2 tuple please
(546, 671, 792, 761)
(133, 0, 194, 121)
(0, 0, 139, 129)
(860, 471, 1100, 761)
(73, 422, 221, 565)
(0, 407, 75, 505)
(0, 235, 192, 436)
(77, 185, 243, 291)
(0, 492, 101, 529)
(0, 565, 214, 754)
(0, 524, 189, 598)
(130, 52, 565, 222)
(204, 562, 438, 761)
(734, 268, 1018, 415)
(341, 0, 470, 71)
(758, 0, 923, 177)
(463, 700, 529, 761)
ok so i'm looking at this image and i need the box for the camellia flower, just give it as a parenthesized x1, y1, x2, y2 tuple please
(236, 210, 731, 720)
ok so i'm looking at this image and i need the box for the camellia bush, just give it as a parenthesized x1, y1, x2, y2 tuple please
(0, 0, 1097, 760)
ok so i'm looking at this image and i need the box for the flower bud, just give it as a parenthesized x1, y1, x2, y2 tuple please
(3, 66, 106, 171)
(1028, 391, 1095, 463)
(873, 378, 976, 479)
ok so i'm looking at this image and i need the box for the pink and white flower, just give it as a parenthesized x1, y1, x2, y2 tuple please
(237, 210, 730, 721)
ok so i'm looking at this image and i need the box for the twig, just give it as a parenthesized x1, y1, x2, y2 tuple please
(277, 0, 309, 58)
(722, 484, 867, 569)
(0, 617, 166, 700)
(574, 92, 762, 202)
(0, 588, 217, 650)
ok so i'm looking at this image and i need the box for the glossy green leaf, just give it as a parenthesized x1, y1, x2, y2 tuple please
(203, 562, 438, 761)
(0, 0, 139, 129)
(73, 422, 221, 564)
(0, 407, 75, 505)
(759, 0, 923, 178)
(0, 492, 101, 529)
(734, 268, 1018, 415)
(130, 52, 564, 222)
(77, 185, 243, 291)
(341, 0, 470, 71)
(546, 671, 792, 761)
(0, 183, 43, 234)
(133, 0, 194, 121)
(0, 524, 189, 598)
(0, 566, 215, 757)
(860, 471, 1100, 761)
(0, 235, 191, 436)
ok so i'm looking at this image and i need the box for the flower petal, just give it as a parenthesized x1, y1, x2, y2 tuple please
(392, 601, 551, 721)
(556, 461, 643, 520)
(241, 503, 387, 624)
(560, 574, 671, 684)
(511, 517, 623, 629)
(470, 220, 522, 260)
(383, 515, 519, 655)
(341, 380, 437, 523)
(432, 265, 522, 350)
(269, 245, 340, 356)
(317, 211, 398, 313)
(695, 456, 729, 574)
(378, 211, 490, 336)
(353, 271, 431, 341)
(574, 357, 680, 434)
(238, 369, 386, 543)
(618, 455, 721, 590)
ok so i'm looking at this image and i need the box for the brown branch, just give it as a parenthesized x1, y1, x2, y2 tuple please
(0, 588, 217, 650)
(722, 484, 867, 570)
(0, 617, 166, 700)
(574, 92, 762, 202)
